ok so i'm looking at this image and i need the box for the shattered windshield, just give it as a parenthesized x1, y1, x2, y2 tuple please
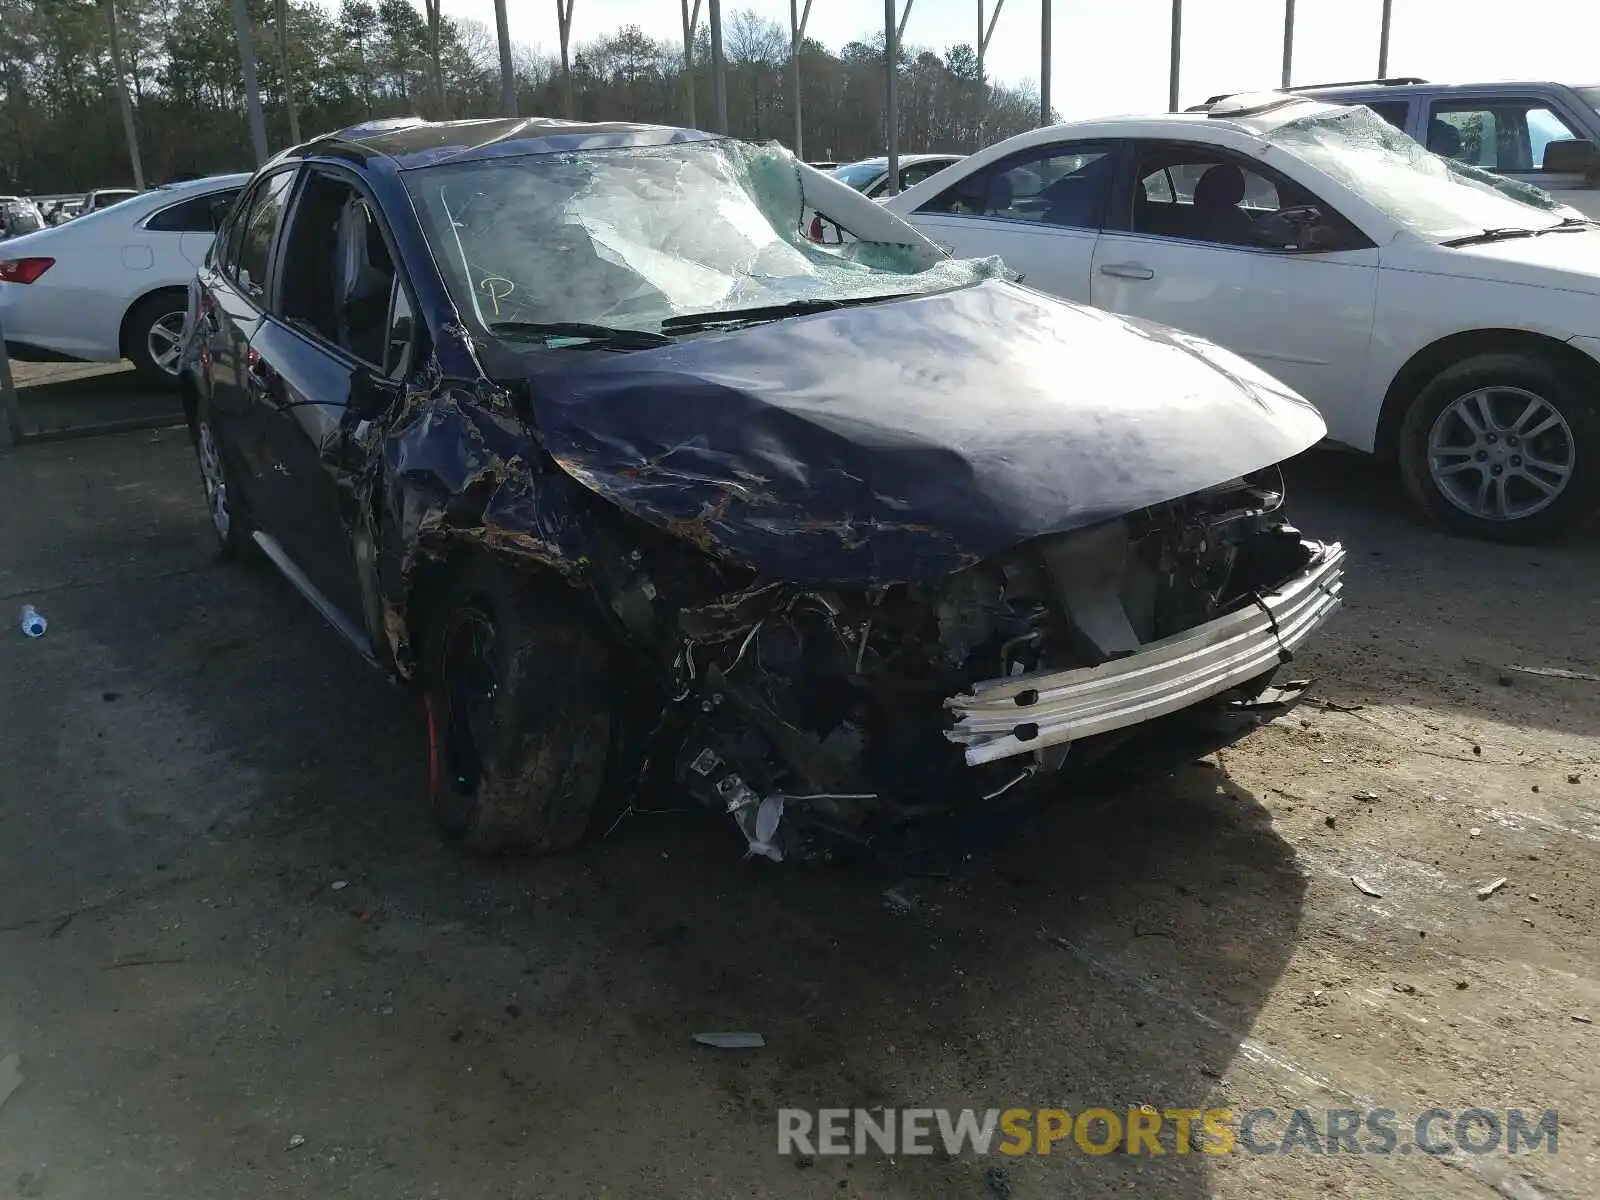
(1268, 106, 1574, 240)
(407, 139, 1002, 341)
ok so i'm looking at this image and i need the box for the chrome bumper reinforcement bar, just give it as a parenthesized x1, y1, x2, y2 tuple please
(944, 541, 1345, 766)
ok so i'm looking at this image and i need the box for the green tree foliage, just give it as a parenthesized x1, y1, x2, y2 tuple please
(0, 1, 1045, 191)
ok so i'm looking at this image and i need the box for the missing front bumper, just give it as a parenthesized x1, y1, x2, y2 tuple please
(943, 540, 1345, 766)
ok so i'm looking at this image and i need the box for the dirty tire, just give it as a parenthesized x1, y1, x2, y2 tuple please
(1398, 351, 1599, 544)
(423, 562, 612, 855)
(190, 391, 255, 560)
(125, 291, 190, 388)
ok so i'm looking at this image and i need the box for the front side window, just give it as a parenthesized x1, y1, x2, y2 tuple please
(231, 170, 294, 302)
(1132, 150, 1301, 247)
(405, 138, 1002, 342)
(1427, 100, 1581, 171)
(918, 145, 1116, 229)
(277, 171, 398, 367)
(1269, 105, 1575, 240)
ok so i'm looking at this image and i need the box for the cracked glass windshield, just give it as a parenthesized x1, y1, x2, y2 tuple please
(1269, 106, 1577, 240)
(407, 139, 1004, 341)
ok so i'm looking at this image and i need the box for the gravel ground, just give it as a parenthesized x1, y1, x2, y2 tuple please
(0, 430, 1595, 1200)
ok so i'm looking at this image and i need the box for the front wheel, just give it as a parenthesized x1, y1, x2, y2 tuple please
(422, 563, 613, 855)
(1398, 352, 1599, 543)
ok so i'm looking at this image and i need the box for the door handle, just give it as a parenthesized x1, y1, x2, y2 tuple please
(1099, 262, 1155, 280)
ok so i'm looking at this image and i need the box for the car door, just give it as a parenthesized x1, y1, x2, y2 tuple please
(1425, 94, 1600, 220)
(247, 165, 410, 632)
(199, 168, 297, 507)
(902, 141, 1122, 303)
(1089, 141, 1380, 441)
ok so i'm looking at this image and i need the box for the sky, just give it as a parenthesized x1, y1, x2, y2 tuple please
(415, 0, 1600, 120)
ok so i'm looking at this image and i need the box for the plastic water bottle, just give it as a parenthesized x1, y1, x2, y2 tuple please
(18, 605, 46, 638)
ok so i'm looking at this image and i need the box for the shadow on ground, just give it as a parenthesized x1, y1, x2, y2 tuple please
(1282, 448, 1600, 740)
(0, 433, 1310, 1199)
(10, 360, 181, 439)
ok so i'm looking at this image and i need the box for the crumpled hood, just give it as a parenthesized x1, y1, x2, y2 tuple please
(526, 280, 1326, 584)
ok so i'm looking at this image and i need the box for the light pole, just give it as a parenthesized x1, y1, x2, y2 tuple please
(231, 0, 270, 166)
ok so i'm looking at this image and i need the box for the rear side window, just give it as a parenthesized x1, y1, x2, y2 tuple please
(231, 171, 295, 304)
(1364, 101, 1410, 131)
(918, 143, 1117, 230)
(146, 190, 242, 233)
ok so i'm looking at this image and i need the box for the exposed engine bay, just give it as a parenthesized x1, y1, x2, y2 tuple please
(587, 468, 1341, 864)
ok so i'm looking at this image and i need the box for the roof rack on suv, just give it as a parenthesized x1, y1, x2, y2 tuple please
(1288, 76, 1429, 91)
(1196, 77, 1428, 109)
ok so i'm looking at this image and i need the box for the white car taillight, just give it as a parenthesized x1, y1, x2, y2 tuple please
(0, 257, 55, 284)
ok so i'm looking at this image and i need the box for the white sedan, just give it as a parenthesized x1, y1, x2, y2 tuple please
(0, 174, 248, 386)
(885, 94, 1600, 542)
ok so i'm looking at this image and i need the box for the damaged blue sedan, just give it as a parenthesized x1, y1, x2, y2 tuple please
(180, 117, 1345, 865)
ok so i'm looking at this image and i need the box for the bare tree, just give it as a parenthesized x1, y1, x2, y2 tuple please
(422, 0, 445, 117)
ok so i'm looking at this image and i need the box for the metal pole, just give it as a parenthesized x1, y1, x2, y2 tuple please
(1377, 0, 1393, 78)
(1040, 0, 1051, 126)
(884, 0, 899, 196)
(709, 0, 728, 135)
(790, 0, 801, 156)
(682, 0, 700, 127)
(1167, 0, 1182, 112)
(104, 1, 146, 189)
(231, 0, 270, 166)
(976, 0, 1005, 140)
(557, 0, 576, 119)
(1281, 0, 1295, 89)
(0, 319, 20, 448)
(276, 0, 301, 143)
(897, 0, 915, 41)
(493, 0, 516, 116)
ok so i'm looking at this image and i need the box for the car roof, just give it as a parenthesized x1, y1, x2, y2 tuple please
(1292, 79, 1590, 101)
(299, 116, 723, 171)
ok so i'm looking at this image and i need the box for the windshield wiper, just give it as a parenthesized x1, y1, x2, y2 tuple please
(487, 320, 671, 350)
(1441, 226, 1545, 247)
(660, 293, 918, 333)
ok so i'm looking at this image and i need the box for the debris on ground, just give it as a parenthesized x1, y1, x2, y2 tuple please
(286, 1134, 306, 1150)
(1350, 876, 1382, 898)
(0, 1054, 23, 1114)
(330, 880, 349, 891)
(1568, 772, 1582, 785)
(1469, 827, 1482, 838)
(1574, 1014, 1593, 1024)
(1476, 877, 1508, 900)
(1324, 814, 1336, 828)
(18, 605, 46, 638)
(1505, 663, 1600, 683)
(692, 1031, 765, 1049)
(985, 1164, 1014, 1199)
(1353, 789, 1381, 802)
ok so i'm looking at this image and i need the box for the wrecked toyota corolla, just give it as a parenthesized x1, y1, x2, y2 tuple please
(179, 117, 1344, 864)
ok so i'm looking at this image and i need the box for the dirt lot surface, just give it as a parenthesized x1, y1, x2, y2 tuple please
(0, 431, 1596, 1200)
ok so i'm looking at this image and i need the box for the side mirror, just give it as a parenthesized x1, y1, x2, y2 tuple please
(1542, 138, 1600, 175)
(1255, 204, 1341, 252)
(348, 369, 392, 421)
